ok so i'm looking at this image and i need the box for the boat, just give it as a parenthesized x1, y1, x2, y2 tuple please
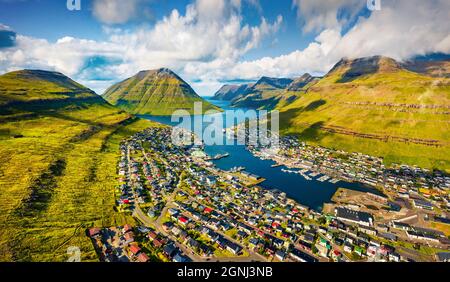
(207, 153, 230, 160)
(229, 166, 245, 172)
(329, 178, 340, 184)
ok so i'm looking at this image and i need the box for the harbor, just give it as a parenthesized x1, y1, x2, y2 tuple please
(141, 99, 381, 211)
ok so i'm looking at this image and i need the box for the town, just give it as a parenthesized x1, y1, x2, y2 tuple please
(88, 126, 450, 263)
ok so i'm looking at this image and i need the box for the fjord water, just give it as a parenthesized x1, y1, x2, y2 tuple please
(141, 98, 381, 211)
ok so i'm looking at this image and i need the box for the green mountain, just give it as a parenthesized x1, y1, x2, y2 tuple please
(227, 75, 320, 110)
(0, 69, 155, 261)
(230, 76, 294, 110)
(103, 68, 220, 115)
(277, 56, 450, 170)
(213, 83, 252, 101)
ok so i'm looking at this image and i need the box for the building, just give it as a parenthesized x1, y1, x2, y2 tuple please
(335, 207, 373, 227)
(412, 198, 434, 210)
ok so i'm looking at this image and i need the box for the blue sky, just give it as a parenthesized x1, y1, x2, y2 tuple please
(0, 0, 448, 95)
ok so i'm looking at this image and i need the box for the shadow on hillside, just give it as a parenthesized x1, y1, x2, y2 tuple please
(304, 99, 326, 111)
(337, 57, 380, 83)
(300, 121, 328, 141)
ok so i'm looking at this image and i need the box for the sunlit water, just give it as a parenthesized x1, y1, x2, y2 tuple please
(140, 98, 382, 211)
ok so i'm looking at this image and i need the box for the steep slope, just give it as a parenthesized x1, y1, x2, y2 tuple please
(212, 83, 253, 100)
(0, 70, 156, 261)
(231, 76, 294, 110)
(278, 56, 450, 170)
(287, 73, 318, 91)
(103, 68, 220, 115)
(275, 74, 320, 108)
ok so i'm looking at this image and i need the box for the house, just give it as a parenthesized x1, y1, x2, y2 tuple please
(123, 232, 135, 244)
(123, 224, 133, 233)
(389, 252, 401, 262)
(436, 252, 450, 262)
(147, 231, 158, 241)
(358, 225, 377, 236)
(335, 207, 373, 227)
(168, 208, 179, 216)
(129, 244, 141, 256)
(226, 242, 242, 255)
(303, 233, 315, 243)
(367, 245, 378, 257)
(412, 198, 433, 210)
(275, 250, 287, 261)
(316, 244, 329, 258)
(163, 243, 178, 258)
(391, 221, 411, 231)
(153, 238, 163, 248)
(137, 252, 149, 262)
(178, 216, 189, 226)
(187, 238, 200, 250)
(343, 242, 353, 253)
(88, 227, 101, 238)
(379, 232, 397, 242)
(406, 230, 439, 243)
(331, 250, 341, 260)
(297, 240, 312, 251)
(173, 253, 190, 262)
(248, 238, 260, 250)
(289, 248, 318, 262)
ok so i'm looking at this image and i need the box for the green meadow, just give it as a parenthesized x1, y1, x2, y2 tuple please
(0, 70, 157, 261)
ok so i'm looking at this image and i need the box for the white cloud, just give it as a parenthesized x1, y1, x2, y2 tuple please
(198, 0, 450, 84)
(0, 24, 12, 31)
(0, 0, 449, 96)
(292, 0, 365, 32)
(92, 0, 141, 24)
(0, 0, 282, 95)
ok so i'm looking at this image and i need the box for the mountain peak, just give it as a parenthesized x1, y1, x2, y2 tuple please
(254, 76, 293, 89)
(328, 55, 402, 82)
(135, 68, 179, 80)
(287, 73, 318, 91)
(103, 68, 219, 115)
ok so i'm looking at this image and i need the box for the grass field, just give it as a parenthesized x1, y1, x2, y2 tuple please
(0, 104, 156, 261)
(0, 70, 160, 261)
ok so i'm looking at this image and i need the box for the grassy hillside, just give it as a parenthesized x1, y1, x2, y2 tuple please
(103, 68, 221, 115)
(278, 56, 450, 171)
(0, 70, 157, 261)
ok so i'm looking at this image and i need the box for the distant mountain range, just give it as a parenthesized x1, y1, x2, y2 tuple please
(103, 68, 220, 115)
(213, 73, 320, 110)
